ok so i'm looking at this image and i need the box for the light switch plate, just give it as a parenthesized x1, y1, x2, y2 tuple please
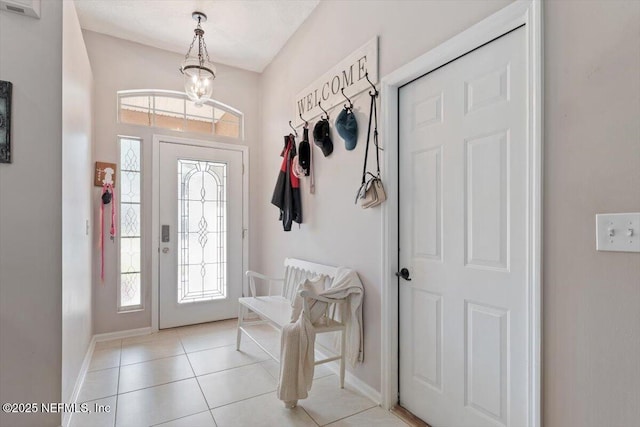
(596, 213, 640, 253)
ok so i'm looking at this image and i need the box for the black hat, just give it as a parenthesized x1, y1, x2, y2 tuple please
(313, 119, 333, 157)
(335, 108, 358, 150)
(102, 190, 112, 205)
(298, 128, 310, 175)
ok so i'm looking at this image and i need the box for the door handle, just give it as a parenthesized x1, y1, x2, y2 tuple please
(395, 268, 412, 281)
(162, 247, 169, 254)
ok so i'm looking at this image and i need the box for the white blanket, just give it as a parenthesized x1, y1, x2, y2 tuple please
(277, 267, 364, 407)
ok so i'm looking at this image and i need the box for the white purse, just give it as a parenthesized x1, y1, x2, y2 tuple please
(355, 92, 385, 209)
(357, 173, 387, 208)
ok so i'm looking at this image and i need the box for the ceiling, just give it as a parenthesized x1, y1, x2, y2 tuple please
(73, 0, 320, 73)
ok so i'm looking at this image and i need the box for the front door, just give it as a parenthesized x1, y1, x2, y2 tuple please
(159, 140, 244, 329)
(399, 27, 528, 426)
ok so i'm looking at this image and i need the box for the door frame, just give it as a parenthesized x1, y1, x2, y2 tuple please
(379, 1, 543, 426)
(150, 134, 249, 332)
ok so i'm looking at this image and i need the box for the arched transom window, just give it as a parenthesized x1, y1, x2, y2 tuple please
(118, 90, 243, 139)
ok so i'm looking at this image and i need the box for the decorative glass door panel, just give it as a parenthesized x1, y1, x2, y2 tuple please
(159, 141, 243, 329)
(178, 159, 227, 303)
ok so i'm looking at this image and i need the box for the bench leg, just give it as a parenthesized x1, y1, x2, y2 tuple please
(339, 329, 346, 389)
(236, 304, 245, 351)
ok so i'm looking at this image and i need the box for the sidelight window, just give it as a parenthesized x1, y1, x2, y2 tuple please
(118, 137, 143, 311)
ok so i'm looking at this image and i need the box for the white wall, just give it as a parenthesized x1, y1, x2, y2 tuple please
(82, 31, 261, 334)
(259, 0, 640, 423)
(62, 0, 94, 406)
(0, 1, 63, 426)
(543, 1, 640, 426)
(258, 0, 512, 394)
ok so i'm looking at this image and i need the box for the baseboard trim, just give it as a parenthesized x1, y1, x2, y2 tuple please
(94, 326, 153, 342)
(62, 326, 153, 427)
(315, 348, 382, 405)
(61, 336, 96, 427)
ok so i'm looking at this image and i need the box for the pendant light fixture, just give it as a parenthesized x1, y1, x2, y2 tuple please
(180, 11, 216, 106)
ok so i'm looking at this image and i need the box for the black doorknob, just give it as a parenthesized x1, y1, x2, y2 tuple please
(395, 268, 412, 281)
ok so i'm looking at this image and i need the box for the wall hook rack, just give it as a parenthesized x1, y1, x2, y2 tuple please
(341, 88, 354, 110)
(288, 120, 298, 137)
(365, 72, 378, 98)
(299, 113, 309, 128)
(318, 101, 329, 120)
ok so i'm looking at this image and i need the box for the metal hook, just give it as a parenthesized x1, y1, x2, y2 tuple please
(365, 72, 378, 97)
(341, 88, 353, 110)
(288, 120, 298, 137)
(318, 101, 329, 120)
(299, 113, 309, 128)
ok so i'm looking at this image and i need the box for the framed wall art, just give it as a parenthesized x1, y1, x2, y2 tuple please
(95, 162, 117, 187)
(0, 81, 12, 164)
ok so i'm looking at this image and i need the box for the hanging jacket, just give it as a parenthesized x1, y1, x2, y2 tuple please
(271, 134, 302, 231)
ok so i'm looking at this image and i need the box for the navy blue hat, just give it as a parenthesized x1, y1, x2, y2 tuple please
(335, 108, 358, 150)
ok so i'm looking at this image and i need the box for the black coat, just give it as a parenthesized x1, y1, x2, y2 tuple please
(271, 135, 302, 231)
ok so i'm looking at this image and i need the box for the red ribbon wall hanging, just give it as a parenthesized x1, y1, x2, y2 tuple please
(99, 182, 116, 282)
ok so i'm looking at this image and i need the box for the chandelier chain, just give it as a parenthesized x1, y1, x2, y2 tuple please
(201, 36, 211, 63)
(184, 17, 211, 66)
(184, 33, 198, 61)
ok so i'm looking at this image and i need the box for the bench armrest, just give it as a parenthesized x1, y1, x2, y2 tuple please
(245, 270, 284, 297)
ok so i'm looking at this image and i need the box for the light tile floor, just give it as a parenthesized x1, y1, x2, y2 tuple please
(71, 319, 408, 427)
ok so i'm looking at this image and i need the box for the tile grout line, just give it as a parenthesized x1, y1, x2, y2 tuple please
(315, 405, 378, 427)
(88, 323, 279, 426)
(208, 389, 277, 411)
(114, 328, 246, 369)
(255, 358, 279, 380)
(113, 339, 123, 427)
(87, 345, 122, 373)
(118, 351, 186, 368)
(105, 360, 271, 399)
(155, 329, 276, 409)
(99, 326, 371, 422)
(185, 323, 331, 425)
(183, 338, 272, 377)
(194, 359, 270, 377)
(77, 394, 118, 404)
(255, 355, 335, 380)
(300, 405, 321, 427)
(87, 364, 122, 374)
(119, 336, 186, 366)
(180, 333, 217, 425)
(180, 340, 244, 355)
(117, 375, 196, 397)
(178, 326, 281, 414)
(183, 340, 256, 356)
(149, 409, 213, 427)
(87, 363, 282, 408)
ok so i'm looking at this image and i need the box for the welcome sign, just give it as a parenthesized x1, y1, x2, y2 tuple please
(293, 37, 378, 127)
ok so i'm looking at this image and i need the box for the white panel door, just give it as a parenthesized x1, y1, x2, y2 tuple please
(399, 27, 527, 427)
(159, 141, 243, 329)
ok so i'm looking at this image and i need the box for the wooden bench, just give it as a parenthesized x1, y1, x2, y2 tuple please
(236, 258, 347, 388)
